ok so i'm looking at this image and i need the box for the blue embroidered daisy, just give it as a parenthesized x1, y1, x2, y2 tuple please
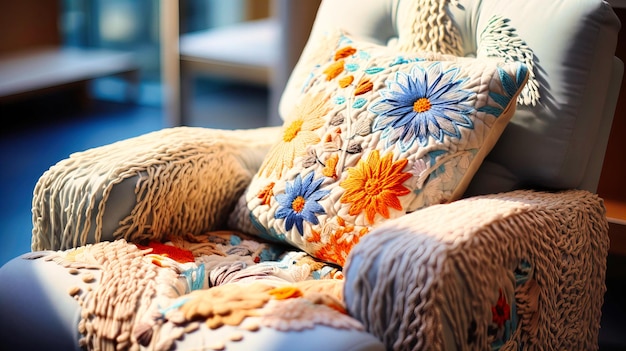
(369, 63, 475, 152)
(275, 172, 330, 235)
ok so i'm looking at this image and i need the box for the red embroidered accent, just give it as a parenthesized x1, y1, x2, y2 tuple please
(136, 241, 195, 263)
(492, 289, 511, 327)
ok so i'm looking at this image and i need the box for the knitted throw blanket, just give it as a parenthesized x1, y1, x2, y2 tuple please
(32, 126, 280, 251)
(344, 189, 609, 350)
(44, 231, 357, 350)
(396, 0, 463, 56)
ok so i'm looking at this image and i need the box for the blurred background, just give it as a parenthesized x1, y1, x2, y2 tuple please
(0, 0, 319, 265)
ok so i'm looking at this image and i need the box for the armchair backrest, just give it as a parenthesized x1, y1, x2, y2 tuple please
(280, 0, 622, 196)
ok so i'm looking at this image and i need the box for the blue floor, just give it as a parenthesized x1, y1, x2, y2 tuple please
(0, 82, 624, 349)
(0, 98, 165, 265)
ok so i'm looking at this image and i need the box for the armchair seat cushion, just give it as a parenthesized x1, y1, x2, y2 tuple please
(0, 232, 385, 351)
(1, 189, 608, 350)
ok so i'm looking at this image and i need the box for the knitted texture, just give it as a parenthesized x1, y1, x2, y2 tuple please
(343, 189, 609, 350)
(396, 0, 463, 56)
(477, 15, 539, 106)
(31, 126, 280, 251)
(43, 231, 357, 351)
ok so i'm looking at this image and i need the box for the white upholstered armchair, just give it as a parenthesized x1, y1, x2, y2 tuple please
(0, 0, 621, 350)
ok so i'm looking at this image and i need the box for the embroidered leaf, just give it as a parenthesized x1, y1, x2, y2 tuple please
(322, 154, 339, 178)
(329, 114, 345, 126)
(354, 118, 372, 136)
(479, 15, 537, 106)
(346, 63, 360, 72)
(346, 143, 362, 154)
(390, 56, 409, 67)
(365, 67, 385, 74)
(478, 105, 504, 117)
(338, 75, 354, 88)
(302, 151, 317, 168)
(498, 67, 519, 98)
(516, 64, 528, 89)
(333, 96, 346, 105)
(302, 149, 318, 168)
(334, 46, 357, 61)
(324, 61, 344, 80)
(358, 51, 370, 60)
(489, 91, 511, 110)
(352, 98, 367, 109)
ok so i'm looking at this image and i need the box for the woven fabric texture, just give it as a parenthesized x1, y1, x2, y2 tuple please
(32, 126, 280, 251)
(344, 189, 610, 350)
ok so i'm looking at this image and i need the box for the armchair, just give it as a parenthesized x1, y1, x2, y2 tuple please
(0, 0, 621, 350)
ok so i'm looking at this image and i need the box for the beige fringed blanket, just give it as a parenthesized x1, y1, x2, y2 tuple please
(32, 126, 281, 251)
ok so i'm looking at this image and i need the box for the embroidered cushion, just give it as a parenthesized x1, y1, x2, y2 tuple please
(229, 31, 528, 266)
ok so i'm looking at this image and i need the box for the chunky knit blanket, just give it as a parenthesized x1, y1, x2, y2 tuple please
(32, 126, 281, 251)
(344, 189, 609, 351)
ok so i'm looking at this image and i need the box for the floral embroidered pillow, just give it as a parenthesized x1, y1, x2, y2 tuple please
(229, 32, 528, 266)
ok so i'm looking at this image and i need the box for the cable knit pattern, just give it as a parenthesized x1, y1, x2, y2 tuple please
(343, 189, 609, 350)
(32, 126, 280, 251)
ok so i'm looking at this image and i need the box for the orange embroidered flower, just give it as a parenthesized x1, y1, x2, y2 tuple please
(314, 235, 357, 267)
(322, 154, 339, 178)
(307, 217, 370, 266)
(258, 91, 328, 178)
(340, 150, 412, 224)
(257, 182, 275, 206)
(324, 60, 345, 81)
(334, 46, 357, 61)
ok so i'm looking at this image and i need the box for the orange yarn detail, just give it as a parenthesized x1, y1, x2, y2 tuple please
(334, 46, 357, 60)
(307, 228, 322, 243)
(338, 75, 354, 88)
(291, 196, 306, 213)
(413, 97, 432, 113)
(283, 119, 304, 142)
(257, 182, 275, 206)
(268, 286, 304, 300)
(324, 61, 345, 81)
(137, 241, 195, 263)
(354, 78, 373, 96)
(307, 217, 370, 266)
(311, 229, 360, 267)
(340, 150, 412, 224)
(323, 154, 339, 178)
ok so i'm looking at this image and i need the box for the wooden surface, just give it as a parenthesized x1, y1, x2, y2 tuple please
(0, 48, 137, 100)
(0, 0, 61, 54)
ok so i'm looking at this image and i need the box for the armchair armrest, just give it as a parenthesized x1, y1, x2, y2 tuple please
(32, 126, 281, 251)
(343, 189, 609, 350)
